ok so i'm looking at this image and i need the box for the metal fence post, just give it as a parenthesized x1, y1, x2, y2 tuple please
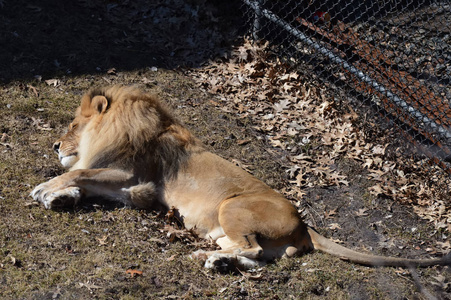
(252, 0, 263, 40)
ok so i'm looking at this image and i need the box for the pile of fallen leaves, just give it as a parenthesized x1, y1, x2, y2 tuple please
(187, 39, 451, 242)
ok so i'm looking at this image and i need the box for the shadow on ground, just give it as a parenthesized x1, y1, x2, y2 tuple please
(0, 0, 243, 82)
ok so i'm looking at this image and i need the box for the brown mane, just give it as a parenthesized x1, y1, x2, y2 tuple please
(79, 86, 199, 180)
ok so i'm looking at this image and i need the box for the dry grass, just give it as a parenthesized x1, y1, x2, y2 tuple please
(0, 70, 449, 299)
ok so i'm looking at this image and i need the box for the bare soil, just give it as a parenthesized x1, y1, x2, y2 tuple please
(0, 1, 450, 299)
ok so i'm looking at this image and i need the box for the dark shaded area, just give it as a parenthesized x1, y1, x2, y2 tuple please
(0, 0, 243, 83)
(256, 0, 436, 24)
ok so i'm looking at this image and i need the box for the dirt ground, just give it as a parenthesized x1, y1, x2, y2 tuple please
(1, 1, 450, 299)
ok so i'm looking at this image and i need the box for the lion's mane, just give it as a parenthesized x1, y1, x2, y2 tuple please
(77, 85, 197, 180)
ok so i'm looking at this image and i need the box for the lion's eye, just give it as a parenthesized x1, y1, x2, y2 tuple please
(69, 123, 78, 130)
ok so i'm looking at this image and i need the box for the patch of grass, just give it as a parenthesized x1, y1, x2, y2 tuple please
(0, 71, 448, 300)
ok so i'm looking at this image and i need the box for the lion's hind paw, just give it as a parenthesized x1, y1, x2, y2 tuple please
(204, 253, 237, 273)
(199, 252, 264, 272)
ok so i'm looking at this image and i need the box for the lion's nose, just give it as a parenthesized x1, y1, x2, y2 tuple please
(53, 142, 61, 154)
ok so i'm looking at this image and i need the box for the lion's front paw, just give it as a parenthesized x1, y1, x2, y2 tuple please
(198, 252, 264, 272)
(31, 181, 81, 209)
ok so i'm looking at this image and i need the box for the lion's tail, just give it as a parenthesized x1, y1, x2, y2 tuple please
(307, 227, 451, 267)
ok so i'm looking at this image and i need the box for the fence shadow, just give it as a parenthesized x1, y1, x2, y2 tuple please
(0, 0, 243, 83)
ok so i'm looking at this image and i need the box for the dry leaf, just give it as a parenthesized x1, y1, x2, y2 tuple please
(324, 209, 337, 219)
(79, 282, 101, 290)
(372, 145, 386, 155)
(0, 133, 8, 143)
(273, 99, 290, 112)
(163, 224, 198, 243)
(27, 85, 39, 97)
(431, 274, 449, 289)
(436, 241, 451, 251)
(355, 208, 369, 217)
(45, 79, 59, 86)
(126, 269, 143, 278)
(238, 270, 263, 280)
(231, 159, 252, 173)
(24, 201, 39, 208)
(166, 254, 176, 261)
(318, 101, 330, 114)
(31, 117, 53, 131)
(368, 184, 384, 196)
(97, 235, 108, 246)
(8, 254, 21, 267)
(328, 223, 342, 230)
(237, 139, 251, 145)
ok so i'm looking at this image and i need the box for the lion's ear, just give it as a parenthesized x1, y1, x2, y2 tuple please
(91, 96, 109, 114)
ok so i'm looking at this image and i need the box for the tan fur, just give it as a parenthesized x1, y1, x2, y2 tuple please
(31, 86, 450, 271)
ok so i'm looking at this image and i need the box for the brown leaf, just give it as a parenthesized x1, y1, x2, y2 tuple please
(163, 224, 198, 243)
(45, 79, 59, 86)
(437, 241, 451, 251)
(79, 282, 101, 290)
(328, 223, 342, 230)
(372, 144, 386, 155)
(24, 201, 39, 208)
(107, 68, 117, 75)
(8, 254, 21, 267)
(237, 139, 251, 145)
(231, 159, 252, 173)
(97, 235, 108, 246)
(273, 99, 290, 112)
(126, 269, 143, 278)
(27, 85, 39, 97)
(0, 133, 8, 143)
(324, 209, 337, 219)
(209, 100, 220, 106)
(368, 184, 384, 196)
(355, 208, 369, 217)
(166, 254, 176, 261)
(238, 270, 264, 281)
(31, 117, 53, 131)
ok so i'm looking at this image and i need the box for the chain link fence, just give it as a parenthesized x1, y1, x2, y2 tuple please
(242, 0, 451, 174)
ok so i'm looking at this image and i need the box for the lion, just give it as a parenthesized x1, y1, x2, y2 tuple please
(31, 85, 450, 271)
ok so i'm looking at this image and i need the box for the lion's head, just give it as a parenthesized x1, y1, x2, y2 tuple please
(53, 94, 109, 168)
(53, 85, 197, 179)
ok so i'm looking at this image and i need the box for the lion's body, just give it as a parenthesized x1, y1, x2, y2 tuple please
(31, 86, 450, 270)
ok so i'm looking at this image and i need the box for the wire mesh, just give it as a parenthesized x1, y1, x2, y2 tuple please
(242, 0, 451, 174)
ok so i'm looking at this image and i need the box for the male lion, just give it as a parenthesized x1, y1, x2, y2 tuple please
(31, 85, 450, 270)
